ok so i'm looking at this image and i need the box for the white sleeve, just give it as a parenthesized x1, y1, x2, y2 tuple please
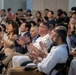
(37, 50, 60, 74)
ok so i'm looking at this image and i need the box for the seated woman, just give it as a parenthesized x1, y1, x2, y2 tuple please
(0, 20, 19, 56)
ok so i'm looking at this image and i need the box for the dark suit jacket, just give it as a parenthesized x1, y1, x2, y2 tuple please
(15, 31, 31, 54)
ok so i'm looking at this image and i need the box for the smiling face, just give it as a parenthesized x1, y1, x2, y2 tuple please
(20, 23, 27, 32)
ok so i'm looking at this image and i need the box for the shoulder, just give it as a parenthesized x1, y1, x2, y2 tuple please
(24, 31, 30, 36)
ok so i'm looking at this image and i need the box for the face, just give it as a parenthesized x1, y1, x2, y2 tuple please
(38, 23, 48, 35)
(50, 30, 58, 46)
(0, 11, 5, 15)
(72, 14, 76, 19)
(20, 23, 26, 32)
(18, 11, 22, 15)
(47, 12, 52, 18)
(7, 24, 14, 33)
(36, 12, 41, 18)
(30, 27, 38, 38)
(26, 12, 31, 16)
(44, 10, 49, 15)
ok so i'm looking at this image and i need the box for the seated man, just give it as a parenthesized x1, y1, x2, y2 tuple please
(12, 22, 52, 67)
(7, 26, 68, 75)
(14, 22, 31, 54)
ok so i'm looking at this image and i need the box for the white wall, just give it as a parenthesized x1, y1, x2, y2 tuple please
(68, 0, 76, 11)
(0, 0, 4, 10)
(26, 0, 32, 10)
(4, 0, 26, 12)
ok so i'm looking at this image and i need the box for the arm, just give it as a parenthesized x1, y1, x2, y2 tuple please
(37, 50, 60, 74)
(2, 34, 14, 47)
(70, 51, 76, 56)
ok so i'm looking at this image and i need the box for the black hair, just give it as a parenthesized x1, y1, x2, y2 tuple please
(0, 24, 6, 32)
(36, 11, 42, 17)
(45, 9, 49, 11)
(18, 8, 23, 12)
(8, 20, 19, 35)
(71, 7, 76, 12)
(7, 8, 11, 12)
(0, 27, 2, 32)
(30, 21, 36, 26)
(63, 11, 67, 16)
(1, 9, 6, 13)
(42, 22, 50, 30)
(57, 9, 63, 16)
(25, 22, 31, 31)
(63, 17, 70, 24)
(49, 10, 54, 15)
(54, 28, 67, 43)
(71, 12, 76, 16)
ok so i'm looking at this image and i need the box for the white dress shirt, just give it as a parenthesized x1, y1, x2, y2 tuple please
(37, 44, 68, 75)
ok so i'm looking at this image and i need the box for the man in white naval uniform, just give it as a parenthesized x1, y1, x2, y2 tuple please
(7, 26, 68, 75)
(12, 22, 52, 67)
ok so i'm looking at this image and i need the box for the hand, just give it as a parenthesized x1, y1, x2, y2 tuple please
(27, 53, 36, 61)
(39, 52, 46, 58)
(27, 45, 33, 54)
(10, 34, 18, 41)
(16, 38, 25, 47)
(39, 41, 48, 56)
(20, 36, 31, 44)
(39, 42, 46, 50)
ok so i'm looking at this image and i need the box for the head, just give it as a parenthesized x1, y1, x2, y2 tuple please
(35, 11, 42, 18)
(26, 9, 32, 17)
(30, 26, 38, 38)
(57, 9, 64, 18)
(7, 8, 11, 13)
(44, 9, 49, 16)
(20, 22, 31, 32)
(38, 22, 49, 36)
(71, 7, 76, 12)
(7, 20, 19, 35)
(47, 10, 54, 19)
(71, 12, 76, 19)
(0, 9, 6, 16)
(48, 24, 54, 35)
(51, 28, 67, 46)
(18, 8, 23, 16)
(30, 21, 36, 27)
